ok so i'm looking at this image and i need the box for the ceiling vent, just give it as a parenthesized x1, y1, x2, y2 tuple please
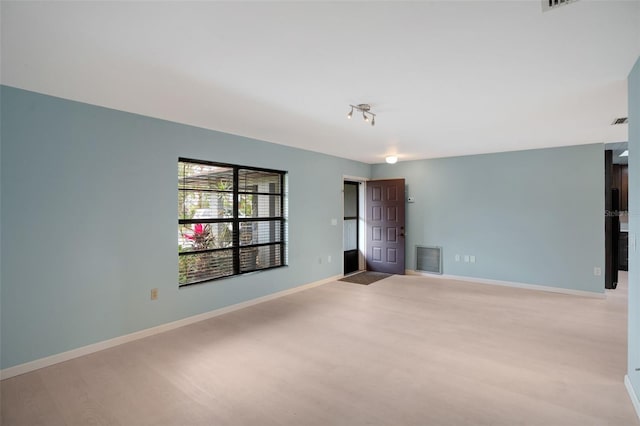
(542, 0, 578, 12)
(611, 117, 628, 125)
(416, 246, 442, 275)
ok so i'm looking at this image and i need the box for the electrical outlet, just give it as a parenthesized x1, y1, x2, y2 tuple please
(150, 288, 158, 300)
(331, 218, 338, 226)
(464, 255, 470, 263)
(470, 255, 476, 263)
(593, 267, 601, 276)
(328, 255, 332, 263)
(318, 257, 323, 264)
(455, 254, 460, 262)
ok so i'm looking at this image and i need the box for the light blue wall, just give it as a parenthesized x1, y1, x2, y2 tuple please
(0, 84, 611, 371)
(628, 57, 640, 396)
(0, 86, 370, 369)
(371, 144, 605, 293)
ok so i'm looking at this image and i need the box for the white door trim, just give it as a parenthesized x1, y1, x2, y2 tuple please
(343, 176, 368, 273)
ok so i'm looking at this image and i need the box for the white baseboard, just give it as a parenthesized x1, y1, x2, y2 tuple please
(405, 270, 605, 299)
(626, 375, 640, 422)
(0, 274, 341, 380)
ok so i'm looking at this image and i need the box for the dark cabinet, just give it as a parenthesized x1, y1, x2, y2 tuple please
(612, 164, 629, 211)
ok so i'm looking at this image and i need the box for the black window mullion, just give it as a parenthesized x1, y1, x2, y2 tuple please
(179, 247, 233, 256)
(237, 191, 280, 196)
(237, 216, 284, 223)
(179, 188, 235, 193)
(268, 182, 275, 267)
(232, 168, 240, 275)
(179, 218, 234, 225)
(280, 173, 285, 266)
(240, 241, 282, 250)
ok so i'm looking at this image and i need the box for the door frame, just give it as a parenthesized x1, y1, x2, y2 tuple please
(343, 176, 368, 274)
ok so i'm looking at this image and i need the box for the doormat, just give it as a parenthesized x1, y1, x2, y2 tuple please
(339, 272, 391, 285)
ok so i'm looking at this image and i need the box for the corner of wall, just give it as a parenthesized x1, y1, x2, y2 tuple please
(627, 55, 640, 407)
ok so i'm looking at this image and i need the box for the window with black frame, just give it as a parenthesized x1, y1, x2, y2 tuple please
(178, 158, 287, 287)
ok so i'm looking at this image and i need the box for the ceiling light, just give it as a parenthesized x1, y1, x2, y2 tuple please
(347, 104, 376, 127)
(619, 150, 629, 157)
(385, 156, 398, 164)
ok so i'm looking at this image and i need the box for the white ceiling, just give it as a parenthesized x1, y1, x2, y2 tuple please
(2, 1, 639, 164)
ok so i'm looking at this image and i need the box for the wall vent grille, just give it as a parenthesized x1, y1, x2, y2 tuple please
(416, 246, 442, 275)
(542, 0, 578, 12)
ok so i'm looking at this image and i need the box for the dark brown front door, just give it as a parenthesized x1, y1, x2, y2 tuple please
(366, 179, 405, 274)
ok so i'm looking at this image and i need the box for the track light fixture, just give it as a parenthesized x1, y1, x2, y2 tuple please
(347, 104, 376, 126)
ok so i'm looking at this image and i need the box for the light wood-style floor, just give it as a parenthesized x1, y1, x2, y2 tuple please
(2, 273, 638, 426)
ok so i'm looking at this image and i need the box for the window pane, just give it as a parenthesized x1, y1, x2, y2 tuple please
(239, 194, 281, 218)
(178, 223, 235, 252)
(238, 169, 281, 193)
(178, 191, 233, 220)
(178, 162, 234, 191)
(344, 184, 358, 217)
(240, 244, 281, 272)
(343, 219, 357, 251)
(239, 221, 282, 246)
(179, 250, 234, 285)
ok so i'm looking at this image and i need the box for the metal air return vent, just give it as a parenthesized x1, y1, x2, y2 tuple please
(416, 246, 442, 275)
(542, 0, 578, 12)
